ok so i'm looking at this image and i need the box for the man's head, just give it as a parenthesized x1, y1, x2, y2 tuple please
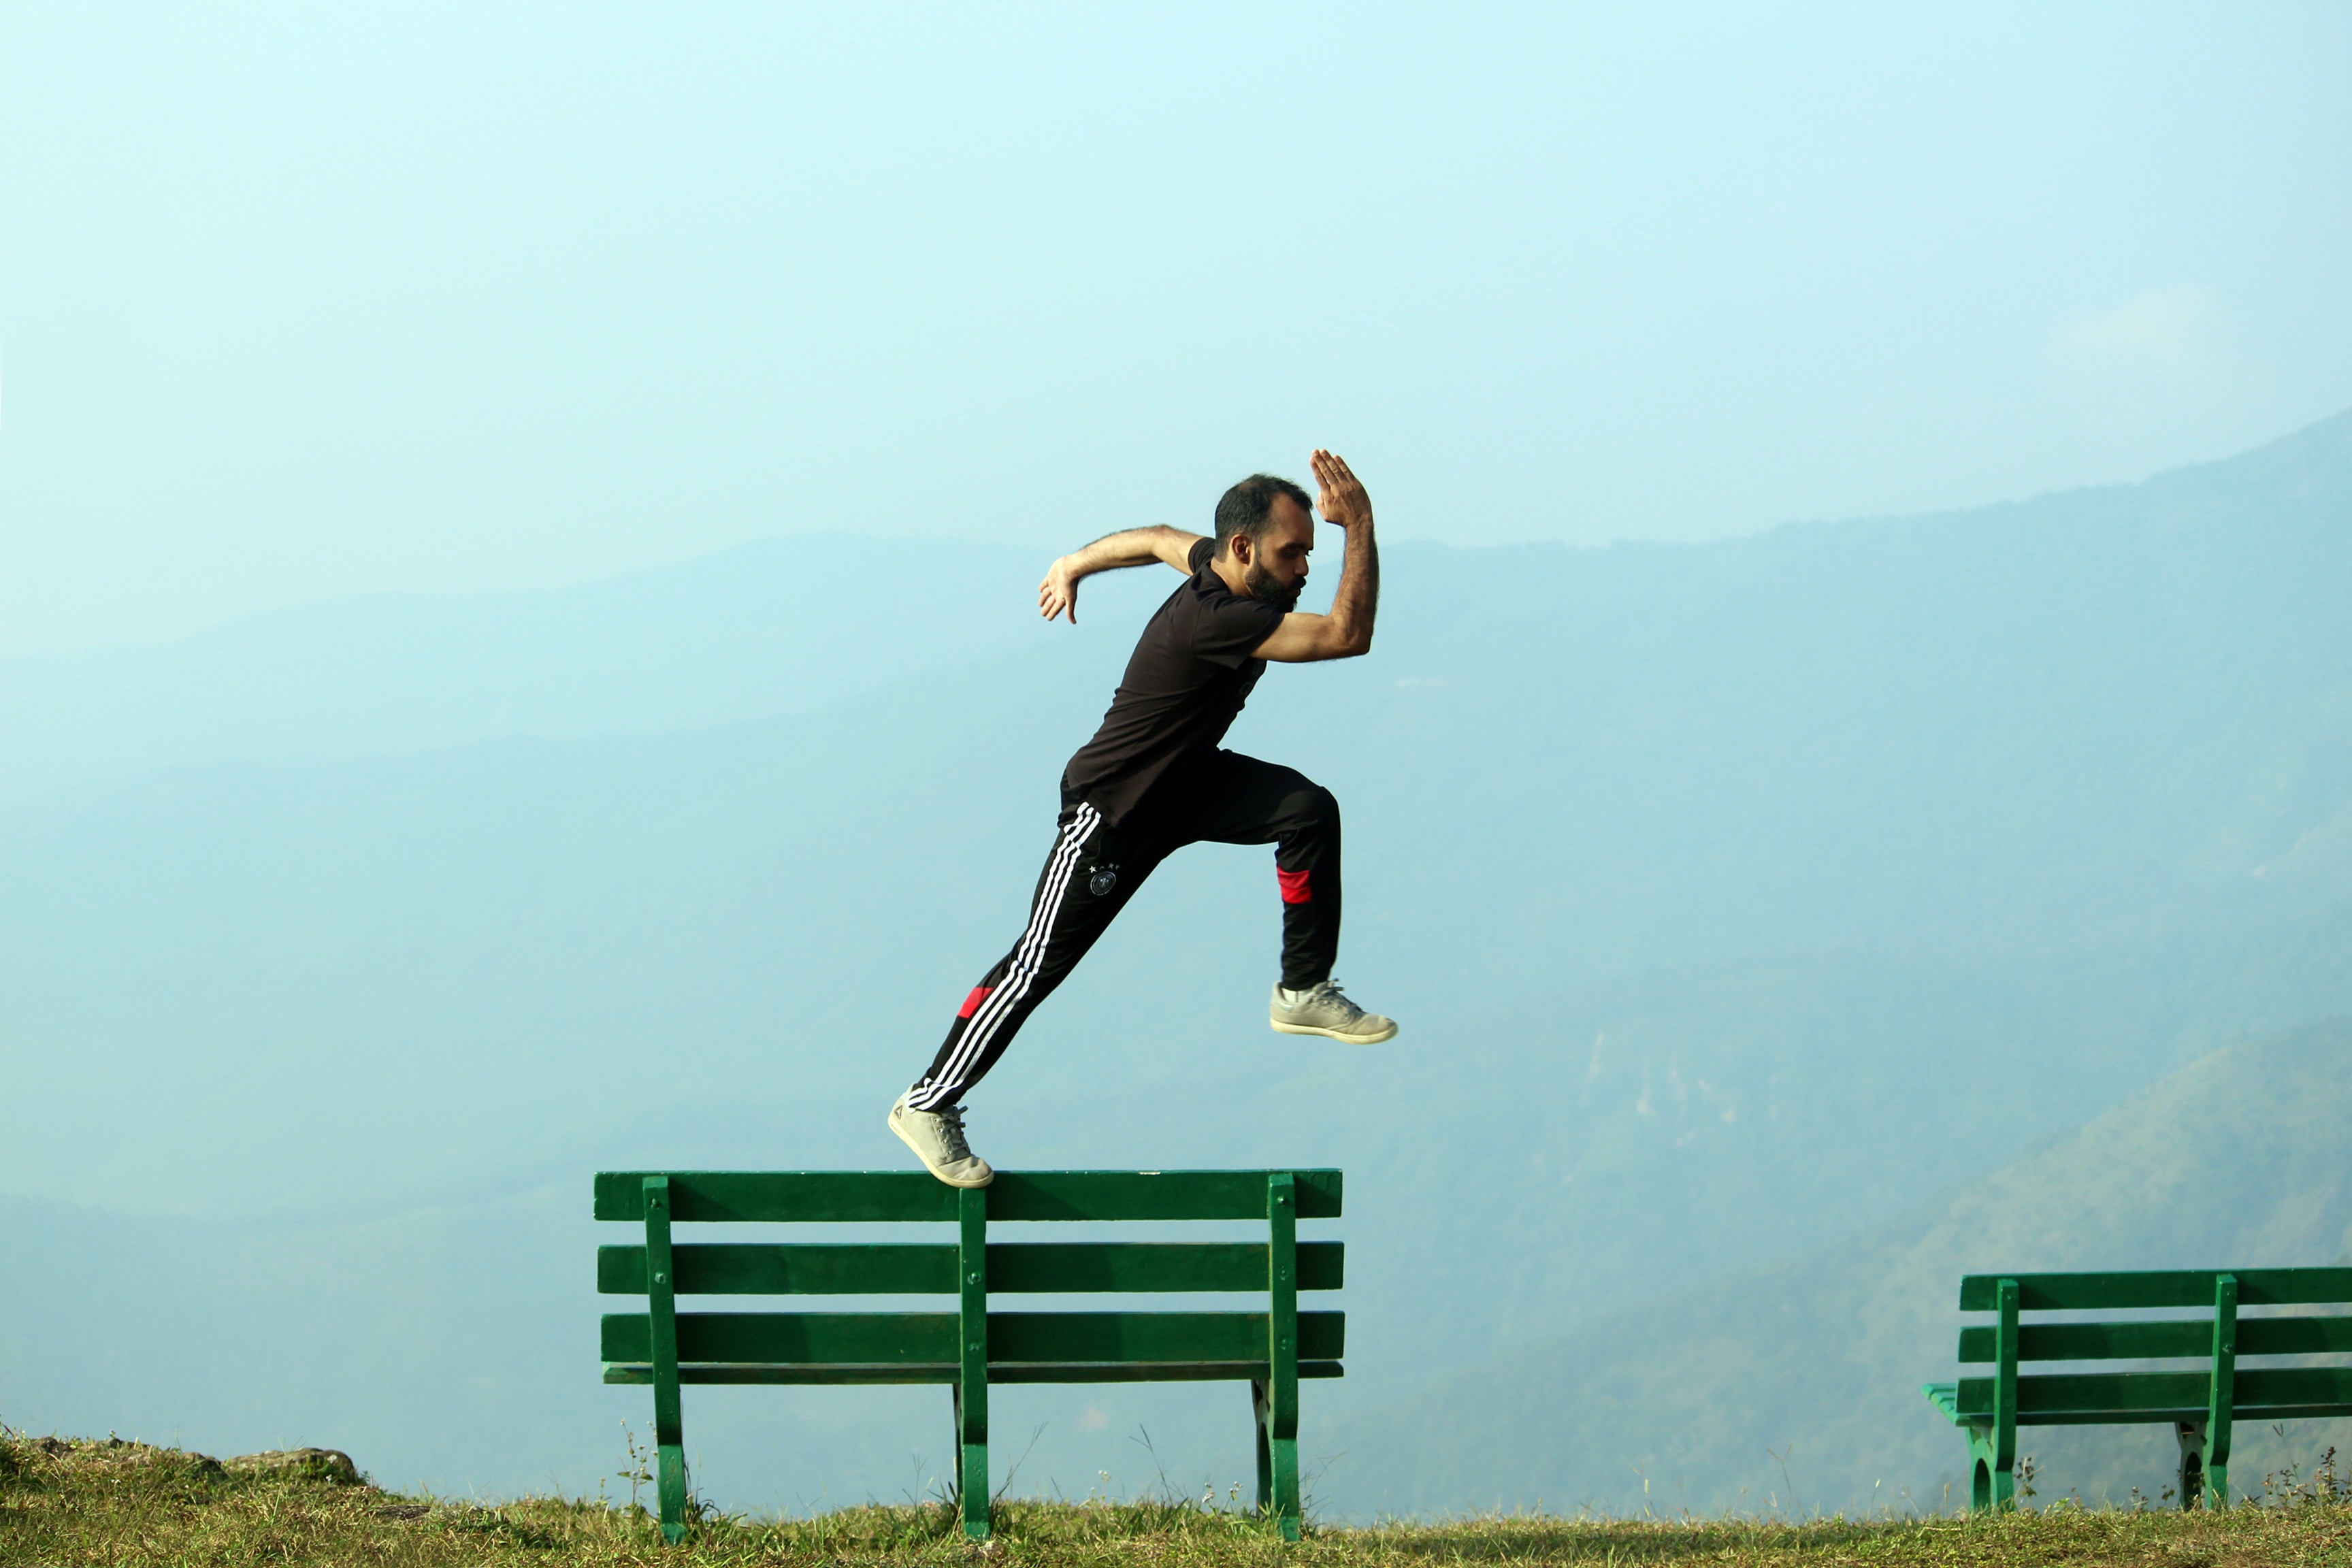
(1211, 474, 1315, 608)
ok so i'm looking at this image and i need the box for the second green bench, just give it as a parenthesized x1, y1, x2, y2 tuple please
(1924, 1267, 2352, 1510)
(597, 1168, 1343, 1542)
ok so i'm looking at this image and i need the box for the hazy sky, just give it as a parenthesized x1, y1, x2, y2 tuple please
(2, 3, 2347, 656)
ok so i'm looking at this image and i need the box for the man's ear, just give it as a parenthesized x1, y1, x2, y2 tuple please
(1226, 532, 1248, 566)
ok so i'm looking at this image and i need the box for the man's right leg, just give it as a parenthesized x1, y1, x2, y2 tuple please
(904, 801, 1156, 1115)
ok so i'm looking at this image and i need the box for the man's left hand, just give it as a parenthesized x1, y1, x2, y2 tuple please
(1311, 449, 1372, 529)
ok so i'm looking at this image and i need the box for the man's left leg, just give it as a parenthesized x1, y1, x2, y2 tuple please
(1177, 751, 1398, 1043)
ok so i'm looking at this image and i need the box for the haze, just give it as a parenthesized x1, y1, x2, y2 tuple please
(6, 1, 2352, 1522)
(3, 3, 2348, 655)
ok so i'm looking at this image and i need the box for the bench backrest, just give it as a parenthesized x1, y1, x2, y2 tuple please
(595, 1169, 1343, 1377)
(1952, 1268, 2352, 1424)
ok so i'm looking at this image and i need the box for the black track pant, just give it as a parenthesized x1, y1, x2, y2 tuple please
(908, 750, 1341, 1111)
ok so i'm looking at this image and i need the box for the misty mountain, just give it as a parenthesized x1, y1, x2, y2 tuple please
(3, 410, 2349, 1514)
(1337, 1019, 2352, 1518)
(0, 534, 1045, 804)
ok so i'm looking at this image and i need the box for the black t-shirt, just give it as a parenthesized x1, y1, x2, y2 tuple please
(1061, 538, 1288, 825)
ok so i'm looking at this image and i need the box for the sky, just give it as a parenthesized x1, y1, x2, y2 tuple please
(1, 2, 2347, 657)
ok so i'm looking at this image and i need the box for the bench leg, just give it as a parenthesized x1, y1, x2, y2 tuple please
(2203, 1273, 2238, 1509)
(1261, 1173, 1302, 1540)
(642, 1176, 689, 1546)
(1963, 1422, 2010, 1513)
(1251, 1380, 1273, 1517)
(2176, 1421, 2208, 1510)
(955, 1186, 990, 1541)
(952, 1384, 988, 1539)
(1252, 1377, 1300, 1539)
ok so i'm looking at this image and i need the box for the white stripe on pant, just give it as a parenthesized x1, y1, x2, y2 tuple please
(907, 802, 1100, 1111)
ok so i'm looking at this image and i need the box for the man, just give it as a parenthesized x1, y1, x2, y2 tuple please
(888, 449, 1398, 1188)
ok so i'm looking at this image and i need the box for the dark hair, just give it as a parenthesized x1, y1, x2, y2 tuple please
(1212, 474, 1312, 557)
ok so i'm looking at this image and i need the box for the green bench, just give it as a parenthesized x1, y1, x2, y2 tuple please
(1924, 1267, 2352, 1511)
(596, 1168, 1343, 1542)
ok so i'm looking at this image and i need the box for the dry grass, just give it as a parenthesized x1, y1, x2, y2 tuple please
(11, 1431, 2352, 1567)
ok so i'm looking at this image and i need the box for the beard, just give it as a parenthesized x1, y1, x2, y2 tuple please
(1243, 562, 1302, 611)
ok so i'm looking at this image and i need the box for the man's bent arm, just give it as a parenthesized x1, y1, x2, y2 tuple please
(1254, 450, 1379, 663)
(1039, 525, 1205, 623)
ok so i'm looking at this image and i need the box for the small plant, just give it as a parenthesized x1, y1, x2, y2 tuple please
(615, 1422, 653, 1518)
(2014, 1453, 2040, 1501)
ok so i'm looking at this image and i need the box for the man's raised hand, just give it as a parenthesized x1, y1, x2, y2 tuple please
(1311, 449, 1372, 529)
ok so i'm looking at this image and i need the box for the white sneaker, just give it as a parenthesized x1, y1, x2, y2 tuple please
(1269, 979, 1399, 1044)
(887, 1093, 995, 1188)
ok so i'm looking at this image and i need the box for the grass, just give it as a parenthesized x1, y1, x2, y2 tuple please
(13, 1432, 2352, 1567)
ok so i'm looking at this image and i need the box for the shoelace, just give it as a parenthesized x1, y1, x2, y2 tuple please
(1311, 979, 1365, 1021)
(934, 1104, 975, 1160)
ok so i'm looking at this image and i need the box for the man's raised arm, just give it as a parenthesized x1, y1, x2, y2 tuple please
(1038, 525, 1205, 623)
(1253, 450, 1379, 664)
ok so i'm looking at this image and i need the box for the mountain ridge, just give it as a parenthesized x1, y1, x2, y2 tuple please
(4, 409, 2350, 1512)
(7, 406, 2346, 807)
(1335, 1018, 2352, 1517)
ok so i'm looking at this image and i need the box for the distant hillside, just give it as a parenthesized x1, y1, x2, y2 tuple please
(1336, 1019, 2352, 1517)
(0, 534, 1045, 804)
(3, 410, 2349, 1512)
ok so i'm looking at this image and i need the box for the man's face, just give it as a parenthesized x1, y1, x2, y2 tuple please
(1240, 496, 1314, 610)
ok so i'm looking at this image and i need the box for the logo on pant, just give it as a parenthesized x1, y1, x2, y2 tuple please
(1089, 867, 1120, 897)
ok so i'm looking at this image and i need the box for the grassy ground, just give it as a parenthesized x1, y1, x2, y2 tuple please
(12, 1433, 2352, 1567)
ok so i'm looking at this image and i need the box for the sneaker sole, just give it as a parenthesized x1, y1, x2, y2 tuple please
(1270, 1018, 1401, 1045)
(886, 1107, 994, 1188)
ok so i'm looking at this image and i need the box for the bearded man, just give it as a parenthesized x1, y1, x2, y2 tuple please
(889, 449, 1397, 1186)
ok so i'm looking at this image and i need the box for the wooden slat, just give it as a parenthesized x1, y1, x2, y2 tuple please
(1947, 1366, 2352, 1419)
(2001, 1403, 2352, 1427)
(604, 1360, 1348, 1386)
(598, 1240, 1346, 1296)
(607, 1362, 951, 1385)
(990, 1360, 1345, 1384)
(596, 1173, 954, 1224)
(987, 1311, 1343, 1364)
(1958, 1314, 2352, 1363)
(988, 1171, 1342, 1222)
(600, 1243, 953, 1295)
(602, 1311, 957, 1365)
(1959, 1320, 2210, 1362)
(2240, 1316, 2352, 1356)
(2232, 1367, 2352, 1411)
(602, 1309, 1344, 1366)
(1952, 1371, 2208, 1417)
(1959, 1268, 2352, 1311)
(991, 1241, 1343, 1294)
(593, 1170, 1343, 1223)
